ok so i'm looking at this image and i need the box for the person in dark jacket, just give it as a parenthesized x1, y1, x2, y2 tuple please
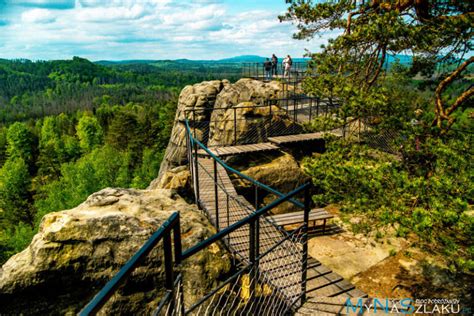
(264, 58, 272, 81)
(271, 54, 278, 76)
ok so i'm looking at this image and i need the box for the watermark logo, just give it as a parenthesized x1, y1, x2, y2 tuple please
(345, 297, 468, 314)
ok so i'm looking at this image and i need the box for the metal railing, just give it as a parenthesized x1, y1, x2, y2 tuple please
(184, 118, 312, 315)
(242, 62, 315, 97)
(183, 96, 340, 148)
(242, 62, 310, 82)
(81, 188, 311, 316)
(81, 120, 313, 315)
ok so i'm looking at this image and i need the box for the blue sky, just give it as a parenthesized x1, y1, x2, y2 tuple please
(0, 0, 336, 61)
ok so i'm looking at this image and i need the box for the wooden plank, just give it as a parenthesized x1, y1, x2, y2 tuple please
(268, 210, 333, 226)
(269, 210, 330, 221)
(269, 214, 333, 226)
(268, 132, 328, 145)
(198, 142, 279, 157)
(269, 208, 328, 220)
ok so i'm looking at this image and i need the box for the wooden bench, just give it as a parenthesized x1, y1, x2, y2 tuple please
(267, 208, 334, 233)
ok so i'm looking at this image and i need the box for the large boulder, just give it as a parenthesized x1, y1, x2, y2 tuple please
(0, 188, 230, 315)
(155, 80, 227, 186)
(207, 102, 274, 146)
(154, 79, 288, 187)
(213, 78, 283, 110)
(233, 154, 310, 214)
(207, 79, 289, 146)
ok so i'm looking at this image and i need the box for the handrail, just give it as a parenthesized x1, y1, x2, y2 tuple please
(80, 212, 181, 316)
(181, 96, 324, 112)
(185, 119, 305, 209)
(181, 182, 310, 260)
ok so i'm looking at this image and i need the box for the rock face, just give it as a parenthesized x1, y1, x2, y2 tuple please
(233, 154, 311, 214)
(148, 165, 190, 193)
(155, 80, 227, 187)
(212, 78, 282, 110)
(0, 188, 230, 315)
(154, 78, 288, 187)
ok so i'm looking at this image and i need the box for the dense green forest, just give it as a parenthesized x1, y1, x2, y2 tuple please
(0, 57, 241, 263)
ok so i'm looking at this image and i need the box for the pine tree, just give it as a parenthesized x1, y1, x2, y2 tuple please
(0, 158, 34, 227)
(76, 115, 103, 153)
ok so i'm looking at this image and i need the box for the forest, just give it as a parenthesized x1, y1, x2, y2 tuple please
(0, 57, 242, 263)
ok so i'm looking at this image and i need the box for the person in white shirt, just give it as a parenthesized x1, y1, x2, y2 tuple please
(282, 55, 293, 78)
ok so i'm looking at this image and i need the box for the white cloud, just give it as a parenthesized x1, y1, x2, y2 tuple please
(21, 8, 55, 23)
(0, 0, 333, 60)
(75, 4, 147, 22)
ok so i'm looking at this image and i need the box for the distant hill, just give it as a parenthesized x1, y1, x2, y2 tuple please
(95, 55, 312, 66)
(95, 60, 157, 65)
(216, 55, 266, 63)
(95, 54, 415, 66)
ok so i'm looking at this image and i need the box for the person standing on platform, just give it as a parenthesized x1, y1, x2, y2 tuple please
(264, 58, 272, 81)
(283, 55, 292, 78)
(271, 54, 278, 76)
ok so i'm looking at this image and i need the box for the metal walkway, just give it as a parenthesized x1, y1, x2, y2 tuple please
(197, 130, 342, 158)
(197, 142, 279, 157)
(196, 157, 366, 304)
(267, 131, 340, 145)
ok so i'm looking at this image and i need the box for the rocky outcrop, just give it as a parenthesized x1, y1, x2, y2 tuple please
(233, 154, 311, 214)
(213, 78, 282, 109)
(154, 78, 289, 187)
(148, 166, 190, 192)
(155, 80, 227, 186)
(0, 188, 230, 315)
(207, 102, 302, 147)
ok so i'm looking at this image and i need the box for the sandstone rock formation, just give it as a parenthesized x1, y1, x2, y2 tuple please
(154, 78, 290, 187)
(155, 80, 227, 186)
(233, 153, 311, 214)
(0, 188, 230, 315)
(148, 165, 190, 192)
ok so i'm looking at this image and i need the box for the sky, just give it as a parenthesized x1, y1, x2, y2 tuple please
(0, 0, 336, 61)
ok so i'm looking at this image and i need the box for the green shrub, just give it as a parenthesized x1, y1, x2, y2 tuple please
(304, 138, 473, 272)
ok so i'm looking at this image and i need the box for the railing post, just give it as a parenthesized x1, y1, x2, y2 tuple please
(293, 98, 297, 125)
(309, 97, 312, 122)
(186, 129, 191, 177)
(254, 184, 258, 210)
(192, 110, 196, 141)
(226, 194, 230, 243)
(233, 107, 237, 145)
(163, 232, 175, 313)
(268, 102, 272, 136)
(173, 214, 182, 265)
(214, 158, 219, 231)
(193, 142, 200, 205)
(316, 98, 320, 117)
(172, 215, 184, 315)
(301, 184, 310, 306)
